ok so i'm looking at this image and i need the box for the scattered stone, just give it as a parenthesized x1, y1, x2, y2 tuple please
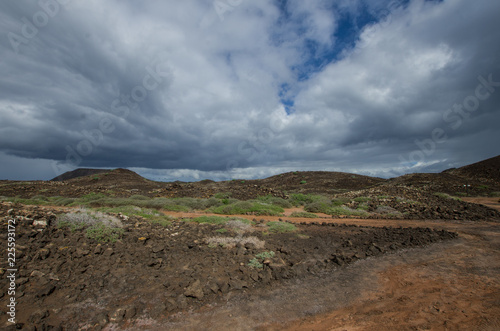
(36, 284, 55, 298)
(108, 308, 126, 323)
(33, 219, 48, 227)
(184, 279, 204, 299)
(75, 248, 90, 257)
(94, 244, 104, 255)
(28, 309, 49, 324)
(34, 248, 50, 260)
(30, 270, 45, 278)
(103, 248, 114, 257)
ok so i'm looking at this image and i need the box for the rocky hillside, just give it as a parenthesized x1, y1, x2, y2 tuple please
(51, 168, 111, 181)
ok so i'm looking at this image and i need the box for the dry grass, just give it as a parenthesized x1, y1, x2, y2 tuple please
(205, 236, 265, 249)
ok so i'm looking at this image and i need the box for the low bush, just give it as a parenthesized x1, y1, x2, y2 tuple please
(86, 223, 124, 243)
(353, 196, 371, 203)
(328, 206, 370, 217)
(255, 251, 275, 259)
(290, 211, 318, 218)
(304, 201, 331, 214)
(129, 194, 150, 200)
(331, 198, 349, 206)
(256, 195, 293, 208)
(267, 221, 296, 233)
(57, 211, 98, 231)
(434, 192, 462, 201)
(247, 258, 263, 269)
(210, 201, 284, 216)
(214, 192, 232, 199)
(289, 193, 327, 206)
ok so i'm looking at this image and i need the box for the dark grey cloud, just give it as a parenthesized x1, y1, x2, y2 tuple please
(0, 0, 499, 182)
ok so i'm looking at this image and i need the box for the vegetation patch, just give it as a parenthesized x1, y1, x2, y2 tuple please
(304, 201, 332, 214)
(256, 195, 293, 208)
(267, 221, 296, 233)
(353, 196, 371, 203)
(434, 192, 462, 201)
(328, 206, 370, 217)
(210, 201, 284, 216)
(248, 251, 276, 269)
(290, 211, 318, 218)
(247, 258, 263, 269)
(288, 193, 328, 206)
(97, 206, 173, 226)
(86, 223, 124, 243)
(188, 215, 229, 225)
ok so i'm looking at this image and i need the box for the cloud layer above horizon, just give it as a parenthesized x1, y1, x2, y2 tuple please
(1, 0, 499, 181)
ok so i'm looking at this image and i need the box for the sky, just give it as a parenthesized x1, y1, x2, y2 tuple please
(0, 0, 499, 182)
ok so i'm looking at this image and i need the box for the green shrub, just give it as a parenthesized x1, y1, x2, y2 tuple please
(49, 196, 76, 206)
(289, 193, 329, 206)
(328, 206, 369, 217)
(434, 192, 462, 201)
(353, 196, 371, 203)
(255, 251, 275, 259)
(290, 211, 318, 218)
(214, 192, 232, 199)
(267, 221, 296, 233)
(31, 195, 48, 201)
(300, 180, 307, 185)
(86, 223, 124, 243)
(357, 203, 370, 211)
(304, 201, 331, 213)
(256, 195, 293, 208)
(205, 197, 224, 208)
(7, 197, 49, 205)
(331, 198, 349, 206)
(129, 194, 150, 200)
(80, 192, 108, 202)
(247, 258, 263, 269)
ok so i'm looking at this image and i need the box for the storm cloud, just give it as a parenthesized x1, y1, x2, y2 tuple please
(0, 0, 499, 181)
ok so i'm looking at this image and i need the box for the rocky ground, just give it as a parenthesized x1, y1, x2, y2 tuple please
(0, 155, 499, 330)
(0, 202, 458, 330)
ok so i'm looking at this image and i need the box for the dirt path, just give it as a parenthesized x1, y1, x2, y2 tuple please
(149, 207, 500, 330)
(463, 196, 500, 211)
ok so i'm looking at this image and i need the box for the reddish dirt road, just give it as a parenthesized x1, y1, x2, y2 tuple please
(154, 206, 500, 330)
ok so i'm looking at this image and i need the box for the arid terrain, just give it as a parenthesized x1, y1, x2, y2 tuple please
(1, 155, 499, 330)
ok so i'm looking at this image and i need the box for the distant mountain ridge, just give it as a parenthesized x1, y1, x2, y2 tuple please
(443, 155, 500, 186)
(51, 168, 111, 181)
